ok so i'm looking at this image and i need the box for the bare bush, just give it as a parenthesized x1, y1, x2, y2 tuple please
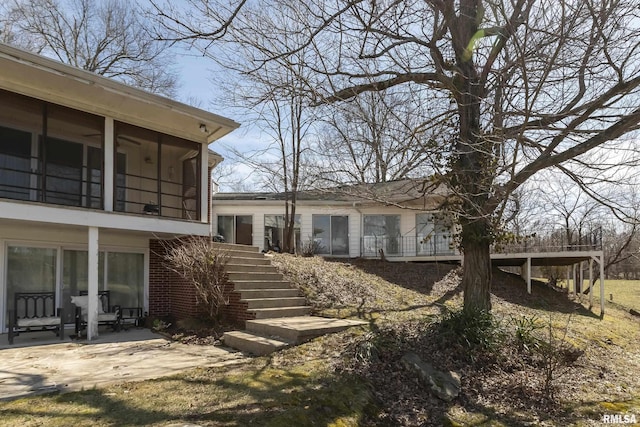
(162, 238, 229, 321)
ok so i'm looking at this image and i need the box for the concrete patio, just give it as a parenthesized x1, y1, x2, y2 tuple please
(0, 328, 246, 401)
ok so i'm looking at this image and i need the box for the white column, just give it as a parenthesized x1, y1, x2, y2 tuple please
(200, 144, 209, 223)
(526, 257, 532, 294)
(87, 226, 100, 340)
(104, 118, 114, 212)
(589, 259, 594, 308)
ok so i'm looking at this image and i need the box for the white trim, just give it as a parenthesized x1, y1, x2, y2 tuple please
(0, 200, 210, 236)
(200, 144, 208, 223)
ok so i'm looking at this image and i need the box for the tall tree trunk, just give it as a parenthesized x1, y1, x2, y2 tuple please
(461, 218, 492, 312)
(453, 0, 494, 313)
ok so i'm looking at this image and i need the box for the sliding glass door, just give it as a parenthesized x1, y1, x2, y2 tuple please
(312, 215, 349, 255)
(6, 246, 57, 324)
(4, 246, 144, 329)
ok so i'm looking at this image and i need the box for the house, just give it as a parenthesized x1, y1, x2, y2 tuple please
(0, 43, 239, 340)
(213, 180, 609, 314)
(212, 179, 460, 261)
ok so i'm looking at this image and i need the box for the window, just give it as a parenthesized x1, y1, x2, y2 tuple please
(6, 246, 57, 324)
(60, 250, 143, 324)
(62, 250, 105, 323)
(107, 252, 144, 309)
(416, 213, 453, 255)
(264, 214, 301, 252)
(363, 215, 401, 255)
(312, 215, 349, 255)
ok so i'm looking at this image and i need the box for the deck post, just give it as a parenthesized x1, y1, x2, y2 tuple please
(525, 257, 532, 294)
(589, 259, 593, 308)
(600, 254, 605, 316)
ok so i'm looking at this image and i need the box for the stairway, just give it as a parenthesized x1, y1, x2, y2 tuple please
(215, 243, 366, 355)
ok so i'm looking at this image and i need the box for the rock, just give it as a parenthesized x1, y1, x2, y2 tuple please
(401, 351, 461, 402)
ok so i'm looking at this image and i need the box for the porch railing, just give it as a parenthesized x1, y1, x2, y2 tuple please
(0, 155, 198, 221)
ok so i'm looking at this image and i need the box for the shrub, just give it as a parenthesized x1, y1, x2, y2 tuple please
(436, 307, 504, 362)
(163, 238, 230, 321)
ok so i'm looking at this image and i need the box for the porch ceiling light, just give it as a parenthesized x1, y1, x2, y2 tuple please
(199, 124, 208, 133)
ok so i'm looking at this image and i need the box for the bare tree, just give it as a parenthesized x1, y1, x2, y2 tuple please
(314, 86, 452, 185)
(177, 3, 318, 253)
(154, 0, 640, 314)
(1, 0, 178, 96)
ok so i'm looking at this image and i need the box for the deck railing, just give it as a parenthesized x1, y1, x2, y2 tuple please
(493, 230, 603, 254)
(361, 232, 457, 257)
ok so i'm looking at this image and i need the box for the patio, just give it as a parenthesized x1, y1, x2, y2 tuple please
(0, 328, 246, 401)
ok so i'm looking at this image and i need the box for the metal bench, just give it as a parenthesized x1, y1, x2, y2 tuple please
(8, 292, 64, 345)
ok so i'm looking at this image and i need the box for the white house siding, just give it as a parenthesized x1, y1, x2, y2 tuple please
(0, 220, 152, 333)
(212, 200, 454, 258)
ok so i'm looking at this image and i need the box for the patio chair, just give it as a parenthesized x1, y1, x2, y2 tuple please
(72, 290, 121, 336)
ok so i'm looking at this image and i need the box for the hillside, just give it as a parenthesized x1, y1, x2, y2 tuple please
(270, 254, 640, 426)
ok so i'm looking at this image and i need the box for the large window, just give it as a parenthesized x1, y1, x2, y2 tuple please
(363, 215, 401, 255)
(5, 246, 144, 328)
(312, 215, 349, 255)
(264, 214, 301, 252)
(62, 250, 105, 323)
(218, 215, 253, 245)
(6, 246, 57, 324)
(416, 213, 453, 255)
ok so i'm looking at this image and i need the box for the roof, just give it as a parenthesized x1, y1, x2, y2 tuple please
(213, 179, 449, 208)
(0, 43, 240, 145)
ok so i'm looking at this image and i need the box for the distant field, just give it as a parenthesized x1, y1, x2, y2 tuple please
(553, 279, 640, 311)
(595, 280, 640, 311)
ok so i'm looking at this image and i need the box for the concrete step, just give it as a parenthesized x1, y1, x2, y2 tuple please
(242, 297, 307, 309)
(227, 272, 284, 281)
(222, 330, 289, 356)
(246, 316, 368, 344)
(211, 242, 260, 253)
(226, 256, 272, 266)
(238, 289, 301, 299)
(251, 306, 312, 319)
(231, 280, 294, 290)
(225, 264, 278, 274)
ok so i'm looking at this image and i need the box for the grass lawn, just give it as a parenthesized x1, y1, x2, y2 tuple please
(592, 279, 640, 311)
(1, 255, 639, 426)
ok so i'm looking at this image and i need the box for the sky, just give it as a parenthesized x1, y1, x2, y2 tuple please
(175, 49, 265, 190)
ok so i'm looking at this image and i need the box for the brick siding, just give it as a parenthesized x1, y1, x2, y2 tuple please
(149, 236, 249, 324)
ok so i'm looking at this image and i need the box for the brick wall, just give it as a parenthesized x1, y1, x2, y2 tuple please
(221, 282, 255, 327)
(149, 238, 203, 320)
(149, 239, 172, 317)
(149, 236, 244, 322)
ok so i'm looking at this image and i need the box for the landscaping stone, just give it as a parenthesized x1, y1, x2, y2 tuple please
(401, 351, 461, 402)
